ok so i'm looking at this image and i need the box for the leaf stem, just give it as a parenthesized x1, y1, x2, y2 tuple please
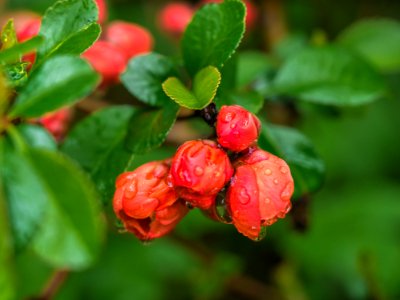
(30, 270, 69, 300)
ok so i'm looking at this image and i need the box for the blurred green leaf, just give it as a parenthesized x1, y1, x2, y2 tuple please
(126, 103, 179, 153)
(338, 19, 400, 72)
(258, 122, 325, 198)
(215, 90, 264, 114)
(121, 53, 177, 107)
(30, 149, 104, 270)
(10, 55, 99, 118)
(272, 46, 387, 106)
(237, 51, 274, 88)
(1, 20, 18, 52)
(36, 0, 100, 65)
(163, 66, 221, 110)
(18, 124, 56, 151)
(273, 33, 308, 60)
(182, 0, 245, 76)
(0, 36, 43, 64)
(62, 106, 136, 204)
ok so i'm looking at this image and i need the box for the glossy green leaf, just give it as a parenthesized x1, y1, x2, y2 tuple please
(126, 103, 179, 154)
(36, 0, 100, 65)
(18, 124, 56, 151)
(10, 55, 99, 118)
(237, 51, 274, 88)
(273, 46, 387, 106)
(121, 53, 177, 107)
(29, 149, 104, 270)
(62, 106, 136, 203)
(163, 66, 221, 110)
(182, 0, 245, 76)
(258, 122, 325, 198)
(0, 36, 43, 64)
(338, 19, 400, 72)
(215, 90, 264, 114)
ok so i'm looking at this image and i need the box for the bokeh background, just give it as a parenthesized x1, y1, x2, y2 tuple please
(2, 0, 400, 299)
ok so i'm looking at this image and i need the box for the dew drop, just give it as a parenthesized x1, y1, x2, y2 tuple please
(230, 123, 236, 129)
(194, 166, 204, 176)
(239, 188, 251, 204)
(224, 112, 235, 122)
(280, 167, 287, 174)
(273, 178, 279, 185)
(265, 198, 271, 204)
(264, 169, 272, 176)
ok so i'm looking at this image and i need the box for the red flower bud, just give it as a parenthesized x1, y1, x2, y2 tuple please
(158, 2, 194, 37)
(104, 21, 153, 61)
(82, 40, 127, 87)
(227, 148, 294, 240)
(216, 105, 261, 152)
(113, 160, 188, 241)
(169, 140, 234, 209)
(39, 107, 71, 141)
(94, 0, 108, 24)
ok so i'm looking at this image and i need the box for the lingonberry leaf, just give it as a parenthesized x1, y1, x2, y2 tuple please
(258, 122, 325, 199)
(121, 53, 177, 107)
(338, 19, 400, 72)
(62, 106, 137, 204)
(10, 55, 99, 118)
(162, 66, 221, 110)
(182, 0, 245, 76)
(36, 0, 100, 66)
(272, 46, 387, 106)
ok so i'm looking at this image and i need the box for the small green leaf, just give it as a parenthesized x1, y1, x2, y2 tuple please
(0, 36, 43, 64)
(1, 20, 18, 51)
(163, 66, 221, 110)
(10, 55, 99, 118)
(258, 122, 325, 198)
(338, 19, 400, 72)
(126, 103, 179, 154)
(121, 53, 177, 107)
(237, 51, 274, 88)
(215, 90, 264, 114)
(18, 124, 56, 151)
(36, 0, 100, 65)
(29, 149, 104, 270)
(182, 0, 245, 76)
(3, 62, 28, 88)
(272, 46, 387, 106)
(62, 106, 136, 204)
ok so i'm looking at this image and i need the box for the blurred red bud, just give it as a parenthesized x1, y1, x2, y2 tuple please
(158, 2, 194, 37)
(39, 107, 72, 141)
(94, 0, 108, 24)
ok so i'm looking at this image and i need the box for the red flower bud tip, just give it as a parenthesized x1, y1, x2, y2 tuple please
(113, 160, 188, 241)
(15, 16, 41, 68)
(216, 105, 261, 152)
(39, 107, 71, 141)
(169, 140, 234, 209)
(94, 0, 108, 24)
(227, 148, 294, 241)
(104, 21, 153, 61)
(82, 40, 127, 87)
(158, 3, 194, 37)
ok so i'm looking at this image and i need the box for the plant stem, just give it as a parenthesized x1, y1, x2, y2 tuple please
(30, 270, 69, 300)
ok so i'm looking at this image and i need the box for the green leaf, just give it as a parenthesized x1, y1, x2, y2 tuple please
(2, 62, 28, 88)
(182, 0, 245, 76)
(272, 46, 387, 106)
(0, 36, 43, 64)
(215, 90, 264, 114)
(258, 122, 325, 198)
(62, 106, 136, 204)
(121, 53, 177, 107)
(29, 149, 104, 270)
(126, 103, 179, 154)
(36, 0, 100, 65)
(10, 55, 99, 118)
(163, 66, 221, 110)
(237, 51, 274, 88)
(338, 19, 400, 72)
(1, 20, 18, 51)
(18, 124, 56, 151)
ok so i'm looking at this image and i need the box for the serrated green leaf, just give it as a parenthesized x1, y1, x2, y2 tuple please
(272, 46, 387, 106)
(62, 106, 137, 204)
(126, 103, 179, 154)
(1, 20, 18, 52)
(338, 19, 400, 72)
(182, 0, 245, 76)
(18, 124, 56, 151)
(36, 0, 100, 65)
(10, 55, 99, 118)
(29, 149, 104, 270)
(215, 90, 263, 114)
(121, 53, 177, 107)
(163, 66, 221, 110)
(258, 122, 325, 198)
(0, 36, 43, 64)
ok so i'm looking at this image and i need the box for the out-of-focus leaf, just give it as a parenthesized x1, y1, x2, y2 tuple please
(182, 0, 245, 76)
(18, 124, 56, 151)
(215, 91, 264, 114)
(10, 56, 99, 118)
(1, 20, 18, 52)
(36, 0, 100, 65)
(272, 46, 387, 106)
(30, 149, 104, 270)
(121, 53, 177, 107)
(237, 51, 274, 87)
(338, 19, 400, 72)
(258, 122, 325, 198)
(273, 33, 308, 60)
(0, 36, 43, 64)
(163, 66, 221, 110)
(62, 106, 136, 204)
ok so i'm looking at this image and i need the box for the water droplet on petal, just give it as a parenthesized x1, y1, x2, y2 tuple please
(230, 123, 236, 129)
(273, 178, 279, 185)
(224, 112, 235, 122)
(264, 169, 272, 176)
(265, 198, 271, 203)
(239, 188, 251, 204)
(194, 166, 204, 176)
(280, 166, 287, 174)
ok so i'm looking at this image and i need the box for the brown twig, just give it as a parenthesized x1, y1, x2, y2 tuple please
(29, 270, 69, 300)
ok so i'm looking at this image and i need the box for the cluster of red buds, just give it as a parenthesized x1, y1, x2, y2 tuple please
(113, 105, 294, 241)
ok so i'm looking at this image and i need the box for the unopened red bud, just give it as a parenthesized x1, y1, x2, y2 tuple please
(169, 140, 234, 209)
(104, 21, 153, 61)
(94, 0, 108, 24)
(158, 2, 194, 37)
(227, 148, 294, 241)
(216, 105, 261, 152)
(113, 160, 188, 241)
(39, 107, 71, 141)
(82, 40, 127, 87)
